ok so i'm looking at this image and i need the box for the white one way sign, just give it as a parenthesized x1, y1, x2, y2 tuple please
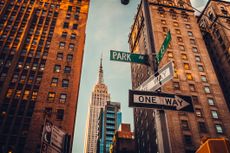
(129, 90, 194, 112)
(136, 61, 174, 91)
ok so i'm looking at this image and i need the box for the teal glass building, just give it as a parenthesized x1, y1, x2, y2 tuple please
(97, 101, 122, 153)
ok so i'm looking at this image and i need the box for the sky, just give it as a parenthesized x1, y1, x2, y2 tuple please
(72, 0, 211, 153)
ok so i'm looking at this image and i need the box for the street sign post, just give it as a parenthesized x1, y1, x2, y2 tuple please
(156, 31, 172, 64)
(110, 50, 149, 65)
(129, 90, 194, 112)
(136, 61, 174, 91)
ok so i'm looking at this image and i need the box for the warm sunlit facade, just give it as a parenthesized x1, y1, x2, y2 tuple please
(84, 59, 111, 153)
(198, 0, 230, 111)
(0, 0, 89, 152)
(128, 0, 230, 153)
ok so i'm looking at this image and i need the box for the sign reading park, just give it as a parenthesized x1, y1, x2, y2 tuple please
(129, 90, 194, 112)
(110, 50, 149, 65)
(156, 31, 172, 64)
(136, 61, 174, 92)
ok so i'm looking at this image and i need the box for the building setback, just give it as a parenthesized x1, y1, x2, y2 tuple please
(198, 0, 230, 111)
(109, 123, 135, 153)
(0, 0, 89, 152)
(128, 0, 230, 153)
(97, 101, 122, 153)
(84, 59, 111, 153)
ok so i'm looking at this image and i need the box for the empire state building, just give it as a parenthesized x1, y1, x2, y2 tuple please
(84, 58, 110, 153)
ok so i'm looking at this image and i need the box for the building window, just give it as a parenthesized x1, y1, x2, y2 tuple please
(76, 6, 81, 13)
(192, 47, 198, 53)
(184, 63, 190, 70)
(192, 96, 199, 104)
(68, 5, 72, 12)
(69, 43, 75, 51)
(12, 74, 19, 83)
(45, 107, 52, 117)
(67, 54, 73, 62)
(198, 122, 207, 133)
(190, 39, 196, 45)
(72, 24, 78, 30)
(195, 56, 201, 62)
(15, 90, 22, 99)
(195, 108, 203, 117)
(66, 13, 71, 19)
(211, 110, 219, 119)
(162, 27, 168, 32)
(23, 90, 30, 100)
(61, 32, 67, 38)
(173, 82, 180, 90)
(179, 45, 185, 51)
(189, 84, 196, 91)
(161, 20, 166, 25)
(74, 14, 79, 20)
(56, 109, 64, 120)
(59, 42, 65, 49)
(185, 24, 191, 29)
(64, 66, 71, 73)
(215, 124, 223, 134)
(59, 93, 67, 103)
(204, 86, 211, 94)
(54, 65, 61, 72)
(47, 92, 55, 102)
(175, 29, 181, 35)
(177, 36, 183, 42)
(181, 54, 187, 60)
(201, 75, 207, 82)
(70, 33, 76, 39)
(187, 31, 193, 37)
(63, 22, 69, 28)
(31, 91, 38, 101)
(167, 52, 173, 58)
(181, 120, 189, 130)
(62, 79, 69, 87)
(208, 98, 215, 105)
(51, 77, 58, 87)
(198, 65, 204, 72)
(56, 52, 63, 60)
(173, 22, 179, 27)
(184, 135, 192, 145)
(186, 73, 193, 80)
(6, 89, 14, 98)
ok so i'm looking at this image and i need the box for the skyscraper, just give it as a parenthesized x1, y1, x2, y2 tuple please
(0, 0, 89, 153)
(128, 0, 230, 153)
(198, 0, 230, 110)
(97, 101, 122, 153)
(84, 59, 111, 153)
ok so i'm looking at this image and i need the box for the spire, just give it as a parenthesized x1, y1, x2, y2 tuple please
(98, 55, 104, 84)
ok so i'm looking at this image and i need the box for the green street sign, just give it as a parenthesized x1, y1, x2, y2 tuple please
(156, 31, 172, 64)
(110, 50, 149, 65)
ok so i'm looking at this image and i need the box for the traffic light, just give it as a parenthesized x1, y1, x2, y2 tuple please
(121, 0, 129, 5)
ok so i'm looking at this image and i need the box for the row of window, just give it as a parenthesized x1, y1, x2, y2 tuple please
(54, 65, 71, 73)
(63, 22, 78, 30)
(59, 42, 75, 50)
(56, 53, 73, 61)
(47, 92, 67, 103)
(50, 78, 69, 87)
(6, 89, 38, 101)
(61, 32, 77, 39)
(45, 107, 64, 120)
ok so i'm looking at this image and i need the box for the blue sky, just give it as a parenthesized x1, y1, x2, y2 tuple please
(72, 0, 210, 152)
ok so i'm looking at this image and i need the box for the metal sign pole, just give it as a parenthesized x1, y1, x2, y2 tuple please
(142, 0, 171, 153)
